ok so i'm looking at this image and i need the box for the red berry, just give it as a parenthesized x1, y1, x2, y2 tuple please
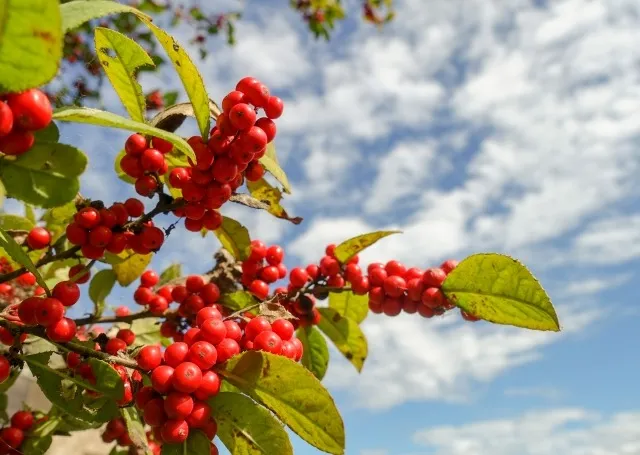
(319, 256, 340, 277)
(164, 342, 189, 368)
(117, 328, 136, 346)
(135, 175, 158, 196)
(164, 392, 194, 419)
(260, 265, 279, 284)
(65, 223, 87, 245)
(383, 275, 407, 298)
(46, 317, 76, 342)
(120, 154, 143, 177)
(248, 240, 267, 261)
(106, 337, 127, 355)
(194, 370, 221, 400)
(461, 309, 480, 322)
(200, 283, 220, 304)
(137, 345, 163, 371)
(143, 398, 167, 427)
(187, 341, 217, 370)
(184, 294, 205, 314)
(169, 167, 191, 188)
(215, 338, 240, 364)
(422, 268, 447, 287)
(161, 419, 189, 444)
(76, 207, 101, 229)
(249, 279, 269, 300)
(135, 386, 156, 409)
(255, 117, 276, 143)
(81, 244, 105, 260)
(26, 227, 51, 250)
(140, 270, 159, 288)
(0, 129, 34, 155)
(18, 297, 40, 325)
(0, 101, 13, 137)
(421, 287, 445, 309)
(88, 225, 113, 248)
(183, 328, 201, 346)
(200, 319, 226, 345)
(141, 148, 165, 172)
(124, 198, 145, 217)
(385, 260, 407, 277)
(245, 316, 271, 341)
(195, 307, 221, 327)
(151, 365, 175, 394)
(254, 331, 283, 354)
(369, 267, 388, 287)
(351, 276, 370, 295)
(0, 356, 10, 383)
(271, 319, 294, 341)
(265, 96, 284, 119)
(7, 89, 52, 131)
(265, 245, 284, 265)
(222, 90, 246, 112)
(211, 156, 238, 183)
(0, 427, 23, 449)
(223, 321, 242, 342)
(241, 81, 270, 108)
(11, 411, 34, 431)
(185, 275, 205, 293)
(134, 286, 155, 305)
(115, 306, 131, 317)
(382, 298, 402, 316)
(98, 208, 118, 229)
(152, 137, 173, 154)
(440, 259, 458, 274)
(66, 351, 81, 369)
(125, 133, 147, 155)
(17, 271, 37, 287)
(172, 362, 202, 393)
(141, 226, 164, 250)
(52, 280, 80, 307)
(35, 298, 64, 327)
(280, 340, 297, 359)
(245, 161, 265, 181)
(186, 401, 211, 428)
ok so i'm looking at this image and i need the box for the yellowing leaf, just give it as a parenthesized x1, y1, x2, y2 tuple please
(214, 217, 251, 261)
(246, 178, 302, 224)
(61, 0, 145, 33)
(441, 253, 560, 331)
(317, 308, 368, 372)
(328, 291, 369, 324)
(112, 250, 153, 287)
(210, 392, 293, 455)
(334, 230, 401, 264)
(217, 351, 345, 455)
(94, 27, 154, 122)
(259, 144, 291, 194)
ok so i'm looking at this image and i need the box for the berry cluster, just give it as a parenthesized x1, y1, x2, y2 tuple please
(102, 417, 163, 454)
(241, 240, 287, 300)
(120, 133, 175, 197)
(17, 287, 79, 343)
(66, 198, 168, 259)
(0, 89, 52, 156)
(167, 77, 284, 233)
(0, 410, 34, 452)
(133, 269, 175, 316)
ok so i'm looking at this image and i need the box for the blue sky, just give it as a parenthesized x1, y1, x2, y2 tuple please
(8, 0, 640, 453)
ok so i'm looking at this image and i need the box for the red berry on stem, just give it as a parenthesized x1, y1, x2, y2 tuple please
(186, 401, 211, 428)
(249, 280, 269, 300)
(0, 427, 24, 449)
(0, 102, 13, 137)
(265, 96, 284, 119)
(46, 317, 76, 342)
(254, 331, 283, 354)
(18, 297, 40, 325)
(161, 419, 189, 444)
(200, 319, 226, 345)
(422, 268, 447, 287)
(52, 280, 80, 306)
(137, 345, 163, 371)
(35, 298, 64, 327)
(76, 207, 101, 229)
(215, 338, 240, 364)
(245, 316, 272, 341)
(106, 337, 127, 355)
(143, 398, 167, 427)
(271, 319, 294, 341)
(172, 362, 202, 393)
(117, 328, 136, 346)
(440, 259, 458, 274)
(0, 130, 34, 155)
(194, 371, 221, 400)
(7, 89, 53, 131)
(26, 227, 51, 250)
(165, 342, 189, 368)
(11, 411, 34, 431)
(124, 198, 145, 217)
(125, 134, 148, 155)
(0, 356, 10, 383)
(265, 245, 284, 265)
(89, 225, 112, 248)
(164, 392, 194, 419)
(222, 90, 246, 112)
(151, 365, 175, 394)
(188, 341, 217, 370)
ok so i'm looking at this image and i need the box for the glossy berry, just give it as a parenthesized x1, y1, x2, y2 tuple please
(7, 89, 53, 131)
(143, 398, 167, 427)
(422, 268, 447, 287)
(141, 148, 165, 172)
(215, 338, 240, 364)
(245, 316, 271, 341)
(0, 129, 35, 155)
(164, 342, 189, 368)
(194, 371, 221, 400)
(11, 411, 34, 431)
(52, 280, 80, 306)
(200, 319, 226, 345)
(0, 427, 24, 449)
(0, 102, 13, 137)
(186, 401, 211, 428)
(116, 329, 136, 346)
(137, 345, 163, 371)
(265, 96, 284, 119)
(271, 319, 295, 341)
(249, 279, 269, 300)
(0, 356, 10, 383)
(188, 341, 217, 370)
(172, 362, 202, 393)
(26, 227, 51, 250)
(35, 298, 64, 327)
(46, 317, 76, 342)
(18, 297, 40, 325)
(265, 245, 284, 265)
(150, 365, 175, 394)
(164, 392, 194, 419)
(254, 331, 283, 354)
(161, 419, 189, 444)
(124, 198, 144, 217)
(140, 270, 159, 288)
(106, 337, 127, 355)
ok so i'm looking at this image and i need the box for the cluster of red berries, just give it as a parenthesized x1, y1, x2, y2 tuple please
(0, 257, 43, 305)
(0, 410, 34, 453)
(241, 240, 287, 300)
(120, 133, 175, 197)
(167, 77, 284, 233)
(65, 198, 167, 259)
(0, 88, 52, 156)
(133, 269, 174, 315)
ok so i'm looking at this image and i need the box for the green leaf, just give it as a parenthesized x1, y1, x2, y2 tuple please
(25, 204, 37, 224)
(129, 318, 167, 346)
(441, 253, 560, 331)
(53, 107, 195, 161)
(120, 407, 151, 454)
(328, 291, 369, 324)
(94, 27, 155, 122)
(88, 269, 117, 318)
(0, 394, 7, 423)
(0, 142, 87, 208)
(210, 392, 293, 455)
(161, 430, 210, 455)
(217, 351, 345, 455)
(41, 200, 77, 241)
(0, 214, 34, 231)
(246, 178, 302, 224)
(20, 413, 60, 455)
(0, 0, 62, 92)
(24, 352, 120, 422)
(259, 144, 291, 194)
(0, 180, 5, 209)
(317, 308, 368, 373)
(112, 249, 153, 286)
(334, 230, 401, 264)
(214, 217, 251, 261)
(137, 17, 211, 138)
(34, 122, 60, 143)
(0, 227, 49, 293)
(296, 327, 329, 381)
(88, 358, 125, 400)
(114, 148, 137, 184)
(60, 0, 146, 33)
(158, 263, 181, 286)
(220, 291, 257, 312)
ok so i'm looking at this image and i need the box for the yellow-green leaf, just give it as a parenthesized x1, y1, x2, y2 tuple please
(120, 407, 151, 455)
(215, 217, 251, 261)
(94, 27, 154, 122)
(112, 249, 153, 287)
(114, 149, 136, 185)
(210, 392, 293, 455)
(0, 0, 62, 92)
(217, 351, 344, 455)
(317, 308, 367, 373)
(259, 144, 291, 194)
(0, 227, 49, 293)
(53, 107, 195, 161)
(0, 214, 34, 231)
(246, 178, 302, 224)
(137, 17, 211, 138)
(88, 269, 117, 318)
(60, 0, 146, 33)
(334, 230, 401, 264)
(328, 291, 368, 324)
(158, 263, 181, 286)
(161, 430, 210, 455)
(296, 327, 329, 381)
(441, 253, 560, 331)
(41, 200, 77, 241)
(220, 291, 257, 312)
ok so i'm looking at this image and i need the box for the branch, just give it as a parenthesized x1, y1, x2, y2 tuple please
(74, 310, 157, 327)
(0, 245, 82, 285)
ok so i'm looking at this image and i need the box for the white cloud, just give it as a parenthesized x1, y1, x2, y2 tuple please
(324, 302, 600, 410)
(560, 273, 634, 297)
(570, 215, 640, 265)
(413, 408, 640, 455)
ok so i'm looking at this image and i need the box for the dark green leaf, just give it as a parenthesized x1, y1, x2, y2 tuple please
(88, 269, 117, 318)
(121, 407, 151, 454)
(0, 394, 7, 423)
(214, 217, 251, 261)
(0, 227, 49, 293)
(441, 253, 560, 331)
(0, 0, 62, 92)
(297, 327, 329, 380)
(210, 392, 293, 455)
(328, 291, 368, 324)
(20, 413, 59, 454)
(217, 351, 345, 454)
(317, 307, 368, 372)
(94, 27, 155, 122)
(334, 230, 401, 264)
(0, 142, 87, 208)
